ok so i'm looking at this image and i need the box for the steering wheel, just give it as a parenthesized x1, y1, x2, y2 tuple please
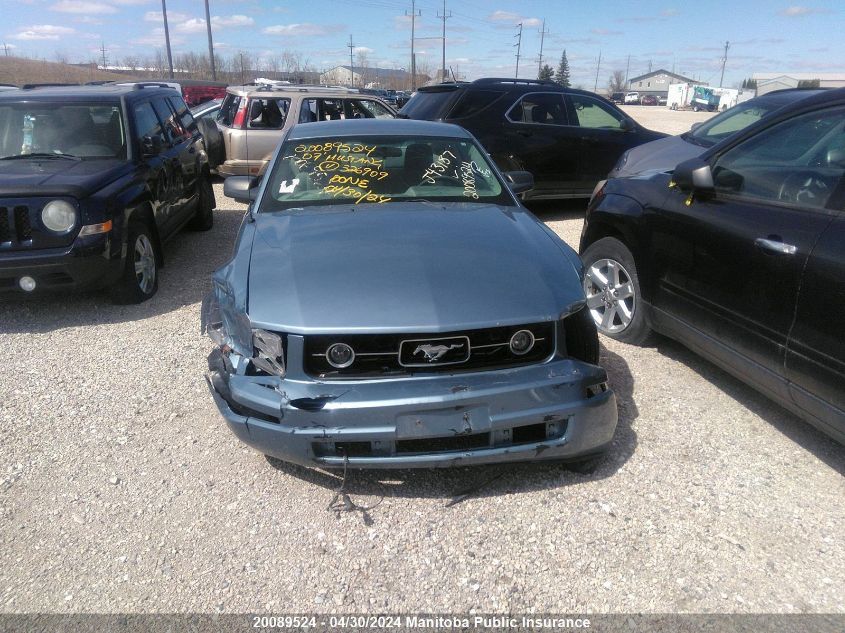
(777, 171, 830, 206)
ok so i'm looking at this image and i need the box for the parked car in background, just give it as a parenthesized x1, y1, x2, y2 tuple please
(0, 84, 215, 303)
(624, 91, 640, 104)
(580, 87, 845, 443)
(400, 78, 664, 199)
(190, 97, 223, 122)
(215, 84, 396, 177)
(610, 92, 625, 104)
(640, 95, 658, 106)
(115, 79, 227, 107)
(657, 96, 667, 106)
(205, 118, 617, 469)
(610, 88, 827, 178)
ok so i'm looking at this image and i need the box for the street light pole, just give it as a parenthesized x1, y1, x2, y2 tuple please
(204, 0, 216, 80)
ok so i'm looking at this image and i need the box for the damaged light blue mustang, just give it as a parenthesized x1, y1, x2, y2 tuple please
(203, 119, 617, 469)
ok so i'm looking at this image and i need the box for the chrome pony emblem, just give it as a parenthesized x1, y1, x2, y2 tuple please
(414, 343, 464, 363)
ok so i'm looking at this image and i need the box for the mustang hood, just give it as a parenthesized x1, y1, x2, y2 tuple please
(246, 203, 584, 333)
(0, 159, 131, 198)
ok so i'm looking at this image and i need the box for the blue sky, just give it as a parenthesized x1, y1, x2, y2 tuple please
(4, 0, 844, 88)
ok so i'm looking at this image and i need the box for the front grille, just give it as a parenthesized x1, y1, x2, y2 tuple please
(304, 322, 555, 379)
(14, 206, 32, 241)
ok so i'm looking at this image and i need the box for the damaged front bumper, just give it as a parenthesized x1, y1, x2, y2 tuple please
(205, 342, 618, 469)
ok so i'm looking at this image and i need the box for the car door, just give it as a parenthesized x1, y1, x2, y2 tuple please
(648, 105, 845, 403)
(786, 211, 845, 439)
(153, 96, 196, 227)
(244, 96, 292, 169)
(131, 100, 172, 234)
(564, 93, 639, 193)
(496, 92, 581, 196)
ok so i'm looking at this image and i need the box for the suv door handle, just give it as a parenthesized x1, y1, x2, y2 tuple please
(755, 237, 797, 255)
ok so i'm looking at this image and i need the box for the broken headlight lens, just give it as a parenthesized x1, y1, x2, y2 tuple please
(251, 329, 286, 377)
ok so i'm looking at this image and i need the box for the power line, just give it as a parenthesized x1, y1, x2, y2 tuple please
(513, 22, 522, 78)
(719, 41, 730, 87)
(537, 19, 549, 77)
(204, 0, 216, 80)
(348, 35, 355, 87)
(593, 49, 602, 92)
(406, 0, 421, 89)
(436, 0, 451, 81)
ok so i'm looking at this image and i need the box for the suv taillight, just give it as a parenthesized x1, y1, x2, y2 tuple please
(232, 98, 248, 129)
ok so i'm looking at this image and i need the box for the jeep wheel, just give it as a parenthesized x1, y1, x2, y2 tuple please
(581, 237, 651, 345)
(188, 175, 215, 231)
(110, 219, 158, 304)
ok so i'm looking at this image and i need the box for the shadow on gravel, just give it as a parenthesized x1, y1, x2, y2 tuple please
(266, 346, 638, 518)
(524, 198, 589, 224)
(655, 336, 845, 477)
(0, 200, 246, 334)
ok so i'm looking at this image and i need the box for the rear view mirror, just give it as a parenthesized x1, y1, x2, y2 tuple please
(503, 170, 534, 195)
(672, 158, 714, 193)
(224, 176, 261, 203)
(141, 135, 161, 158)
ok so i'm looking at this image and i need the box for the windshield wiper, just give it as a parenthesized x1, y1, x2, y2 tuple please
(0, 152, 81, 161)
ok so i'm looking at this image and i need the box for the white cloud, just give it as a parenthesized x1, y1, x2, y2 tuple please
(263, 23, 340, 37)
(591, 28, 623, 36)
(13, 24, 75, 40)
(213, 14, 254, 27)
(779, 5, 830, 16)
(76, 16, 104, 24)
(489, 10, 520, 22)
(51, 0, 116, 13)
(143, 10, 189, 22)
(167, 14, 253, 33)
(522, 18, 542, 27)
(174, 18, 208, 34)
(354, 46, 373, 54)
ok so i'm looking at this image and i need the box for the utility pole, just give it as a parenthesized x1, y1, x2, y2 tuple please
(406, 0, 421, 90)
(594, 50, 602, 92)
(2, 43, 8, 57)
(99, 41, 107, 69)
(239, 52, 244, 85)
(161, 0, 174, 78)
(719, 40, 730, 87)
(437, 0, 451, 82)
(624, 54, 630, 85)
(204, 0, 216, 80)
(514, 22, 523, 78)
(348, 35, 355, 87)
(537, 19, 549, 77)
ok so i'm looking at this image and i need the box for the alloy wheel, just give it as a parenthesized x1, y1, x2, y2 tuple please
(133, 234, 156, 295)
(584, 258, 635, 334)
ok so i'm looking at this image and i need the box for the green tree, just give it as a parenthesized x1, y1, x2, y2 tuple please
(538, 64, 554, 81)
(555, 50, 571, 87)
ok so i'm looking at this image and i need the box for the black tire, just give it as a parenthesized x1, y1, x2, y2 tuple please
(564, 306, 600, 365)
(581, 236, 651, 345)
(197, 118, 224, 170)
(188, 174, 215, 231)
(110, 218, 159, 304)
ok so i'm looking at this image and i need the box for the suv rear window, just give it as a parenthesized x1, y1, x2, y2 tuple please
(400, 89, 460, 120)
(217, 94, 241, 127)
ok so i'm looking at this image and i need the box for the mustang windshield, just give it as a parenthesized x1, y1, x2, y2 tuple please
(262, 135, 512, 210)
(0, 102, 126, 160)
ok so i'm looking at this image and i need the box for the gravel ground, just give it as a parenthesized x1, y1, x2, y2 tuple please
(1, 110, 843, 615)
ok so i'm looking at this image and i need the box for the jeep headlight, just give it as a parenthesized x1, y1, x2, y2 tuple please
(41, 200, 77, 234)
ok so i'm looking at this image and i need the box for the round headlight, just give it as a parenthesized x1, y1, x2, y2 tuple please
(326, 343, 355, 368)
(509, 329, 535, 355)
(41, 200, 77, 234)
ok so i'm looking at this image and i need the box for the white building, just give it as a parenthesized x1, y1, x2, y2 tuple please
(753, 72, 845, 95)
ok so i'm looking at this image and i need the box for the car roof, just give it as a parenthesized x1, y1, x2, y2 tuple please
(0, 84, 179, 101)
(748, 88, 828, 108)
(227, 84, 362, 97)
(417, 78, 614, 100)
(287, 118, 472, 140)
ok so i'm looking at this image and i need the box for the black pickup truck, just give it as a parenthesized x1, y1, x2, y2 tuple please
(0, 83, 219, 303)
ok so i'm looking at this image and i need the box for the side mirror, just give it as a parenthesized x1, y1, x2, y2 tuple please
(141, 135, 161, 158)
(690, 122, 703, 132)
(224, 175, 261, 203)
(621, 118, 635, 132)
(503, 170, 534, 195)
(827, 148, 845, 168)
(672, 157, 714, 193)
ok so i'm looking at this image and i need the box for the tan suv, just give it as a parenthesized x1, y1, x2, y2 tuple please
(216, 84, 397, 177)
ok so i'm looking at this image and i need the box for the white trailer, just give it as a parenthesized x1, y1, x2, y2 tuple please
(667, 83, 695, 109)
